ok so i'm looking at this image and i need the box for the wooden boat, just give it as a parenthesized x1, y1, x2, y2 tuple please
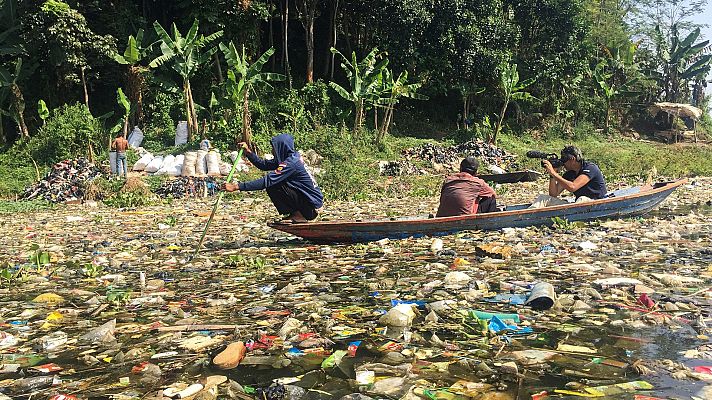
(269, 179, 687, 243)
(477, 170, 542, 184)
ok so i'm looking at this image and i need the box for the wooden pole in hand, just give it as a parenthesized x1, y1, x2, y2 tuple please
(193, 149, 244, 258)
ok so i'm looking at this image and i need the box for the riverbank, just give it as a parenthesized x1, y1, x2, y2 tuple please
(2, 131, 712, 203)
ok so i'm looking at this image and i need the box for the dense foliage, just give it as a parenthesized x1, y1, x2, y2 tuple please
(0, 0, 710, 176)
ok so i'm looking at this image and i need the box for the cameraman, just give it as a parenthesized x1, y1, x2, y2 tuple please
(544, 146, 607, 200)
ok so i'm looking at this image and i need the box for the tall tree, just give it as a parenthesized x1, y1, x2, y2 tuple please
(21, 0, 116, 110)
(505, 0, 592, 114)
(281, 0, 292, 88)
(322, 0, 339, 79)
(150, 19, 223, 141)
(632, 0, 707, 41)
(295, 0, 319, 83)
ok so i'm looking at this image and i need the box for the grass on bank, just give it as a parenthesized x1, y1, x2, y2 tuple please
(1, 127, 712, 203)
(499, 134, 712, 181)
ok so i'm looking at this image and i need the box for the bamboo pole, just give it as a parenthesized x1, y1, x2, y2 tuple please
(193, 149, 244, 258)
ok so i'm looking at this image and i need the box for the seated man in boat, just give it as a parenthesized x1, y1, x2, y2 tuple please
(436, 157, 497, 217)
(530, 146, 607, 208)
(224, 133, 323, 223)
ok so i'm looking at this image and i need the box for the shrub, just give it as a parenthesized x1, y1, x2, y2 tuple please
(143, 91, 181, 150)
(24, 103, 104, 165)
(103, 191, 155, 208)
(0, 156, 38, 198)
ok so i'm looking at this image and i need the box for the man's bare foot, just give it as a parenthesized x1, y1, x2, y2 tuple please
(287, 211, 308, 223)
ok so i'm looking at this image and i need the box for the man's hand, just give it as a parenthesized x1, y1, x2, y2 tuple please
(237, 142, 251, 154)
(542, 160, 557, 176)
(223, 183, 239, 192)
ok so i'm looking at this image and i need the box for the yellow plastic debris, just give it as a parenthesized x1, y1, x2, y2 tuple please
(46, 311, 64, 321)
(32, 293, 64, 303)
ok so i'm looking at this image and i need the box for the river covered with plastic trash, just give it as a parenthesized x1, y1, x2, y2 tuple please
(1, 178, 711, 400)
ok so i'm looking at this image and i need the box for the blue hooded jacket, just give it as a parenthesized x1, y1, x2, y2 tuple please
(238, 134, 324, 209)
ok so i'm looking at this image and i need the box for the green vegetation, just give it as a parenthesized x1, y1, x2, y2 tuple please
(0, 0, 710, 203)
(499, 129, 712, 180)
(0, 199, 53, 213)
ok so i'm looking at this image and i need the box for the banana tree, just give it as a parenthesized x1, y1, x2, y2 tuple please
(592, 45, 639, 133)
(376, 69, 427, 142)
(220, 42, 284, 144)
(652, 24, 712, 103)
(116, 88, 131, 137)
(492, 62, 537, 144)
(0, 58, 34, 139)
(114, 29, 155, 127)
(329, 47, 388, 132)
(150, 20, 223, 142)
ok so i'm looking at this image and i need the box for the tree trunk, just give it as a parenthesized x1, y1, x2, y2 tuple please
(184, 81, 194, 141)
(242, 88, 252, 144)
(18, 112, 29, 139)
(299, 0, 317, 83)
(269, 0, 276, 70)
(493, 97, 509, 144)
(10, 84, 29, 139)
(136, 88, 144, 127)
(379, 106, 388, 137)
(127, 66, 145, 127)
(378, 105, 393, 142)
(282, 0, 292, 89)
(305, 15, 314, 83)
(187, 80, 199, 140)
(80, 67, 90, 113)
(323, 0, 339, 79)
(354, 99, 364, 132)
(385, 106, 394, 136)
(462, 95, 469, 128)
(0, 115, 5, 144)
(605, 99, 610, 133)
(373, 107, 378, 132)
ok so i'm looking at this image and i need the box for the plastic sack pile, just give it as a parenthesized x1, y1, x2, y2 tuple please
(133, 150, 248, 177)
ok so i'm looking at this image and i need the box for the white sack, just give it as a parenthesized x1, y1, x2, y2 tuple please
(145, 156, 164, 173)
(132, 153, 154, 171)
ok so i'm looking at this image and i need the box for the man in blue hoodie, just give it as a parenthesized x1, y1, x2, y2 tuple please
(224, 134, 324, 223)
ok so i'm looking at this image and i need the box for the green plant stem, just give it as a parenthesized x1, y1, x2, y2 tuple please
(194, 149, 244, 258)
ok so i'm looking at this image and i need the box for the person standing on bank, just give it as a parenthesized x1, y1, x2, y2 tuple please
(543, 145, 607, 201)
(111, 133, 129, 177)
(224, 133, 323, 223)
(436, 156, 497, 217)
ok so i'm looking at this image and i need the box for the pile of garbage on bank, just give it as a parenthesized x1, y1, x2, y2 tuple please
(0, 178, 710, 400)
(21, 158, 102, 203)
(380, 140, 521, 176)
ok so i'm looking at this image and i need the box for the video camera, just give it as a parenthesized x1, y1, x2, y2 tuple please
(526, 150, 564, 169)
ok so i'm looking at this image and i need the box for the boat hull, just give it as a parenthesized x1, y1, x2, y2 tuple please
(268, 179, 687, 243)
